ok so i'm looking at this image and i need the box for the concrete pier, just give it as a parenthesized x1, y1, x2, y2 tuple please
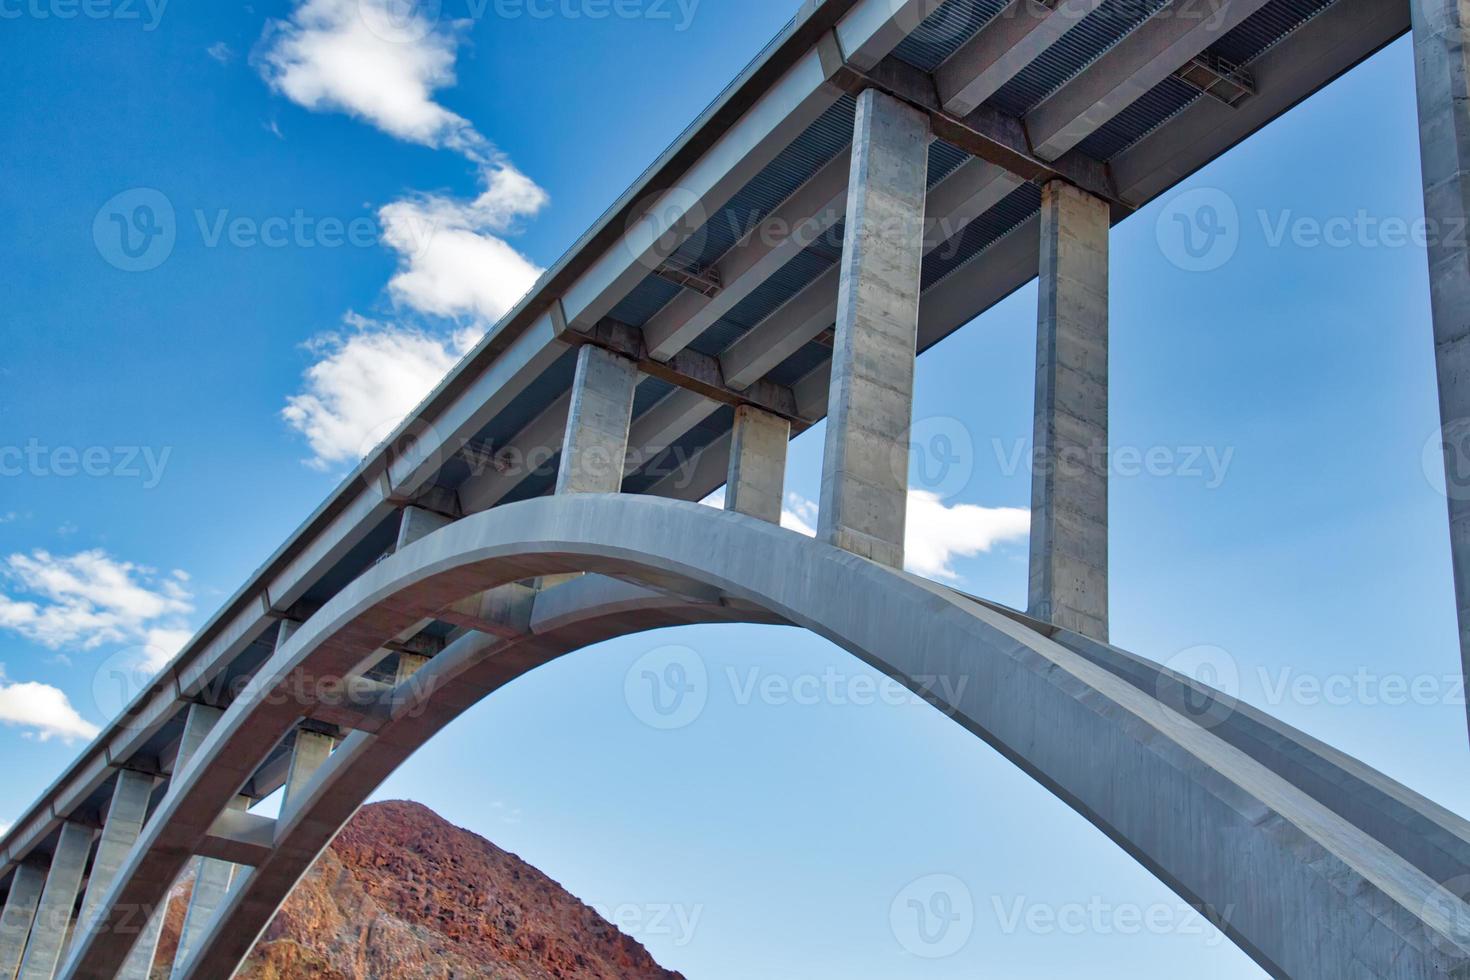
(76, 771, 154, 938)
(817, 88, 930, 568)
(1027, 180, 1110, 641)
(725, 406, 789, 524)
(168, 799, 245, 979)
(556, 345, 638, 495)
(16, 821, 93, 980)
(0, 864, 45, 980)
(282, 730, 334, 813)
(1412, 0, 1470, 738)
(133, 703, 232, 980)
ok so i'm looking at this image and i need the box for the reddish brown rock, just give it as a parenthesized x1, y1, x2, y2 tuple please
(151, 800, 684, 980)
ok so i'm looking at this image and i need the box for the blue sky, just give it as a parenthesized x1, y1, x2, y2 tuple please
(1, 1, 1466, 976)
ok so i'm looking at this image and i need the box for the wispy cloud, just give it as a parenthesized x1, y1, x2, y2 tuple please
(704, 491, 1028, 582)
(0, 550, 194, 664)
(259, 0, 550, 469)
(207, 41, 235, 64)
(282, 313, 471, 468)
(0, 668, 100, 743)
(380, 164, 547, 325)
(255, 0, 486, 156)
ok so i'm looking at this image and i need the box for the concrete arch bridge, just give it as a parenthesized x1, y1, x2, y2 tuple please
(4, 0, 1470, 976)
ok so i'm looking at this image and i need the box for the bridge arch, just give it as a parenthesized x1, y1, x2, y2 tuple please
(59, 494, 1470, 980)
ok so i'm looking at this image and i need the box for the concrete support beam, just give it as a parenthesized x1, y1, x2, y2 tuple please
(1028, 180, 1109, 640)
(439, 584, 538, 639)
(556, 345, 638, 495)
(818, 88, 930, 568)
(0, 865, 45, 980)
(457, 393, 571, 513)
(720, 157, 1020, 393)
(1413, 0, 1470, 743)
(113, 702, 228, 980)
(75, 771, 154, 942)
(1024, 0, 1274, 160)
(16, 821, 92, 980)
(197, 810, 275, 866)
(282, 731, 334, 811)
(168, 798, 246, 980)
(624, 391, 723, 482)
(395, 506, 453, 551)
(643, 149, 851, 361)
(935, 0, 1104, 116)
(726, 406, 790, 523)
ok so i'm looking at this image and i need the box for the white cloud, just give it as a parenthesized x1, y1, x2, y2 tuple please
(0, 551, 194, 653)
(380, 164, 547, 324)
(0, 670, 99, 743)
(705, 490, 1029, 582)
(256, 0, 485, 155)
(259, 0, 550, 468)
(903, 490, 1029, 581)
(207, 41, 235, 64)
(282, 314, 473, 468)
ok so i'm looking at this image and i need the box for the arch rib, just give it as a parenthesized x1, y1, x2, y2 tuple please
(57, 494, 1470, 980)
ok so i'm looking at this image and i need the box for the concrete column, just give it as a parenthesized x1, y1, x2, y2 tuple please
(556, 345, 637, 495)
(726, 406, 789, 524)
(168, 798, 246, 980)
(16, 821, 93, 980)
(1413, 0, 1470, 741)
(281, 729, 334, 813)
(76, 770, 155, 938)
(114, 703, 221, 980)
(396, 505, 452, 551)
(817, 88, 930, 568)
(1027, 179, 1109, 641)
(0, 865, 45, 980)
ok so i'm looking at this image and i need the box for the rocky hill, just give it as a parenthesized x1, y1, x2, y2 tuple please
(152, 800, 684, 980)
